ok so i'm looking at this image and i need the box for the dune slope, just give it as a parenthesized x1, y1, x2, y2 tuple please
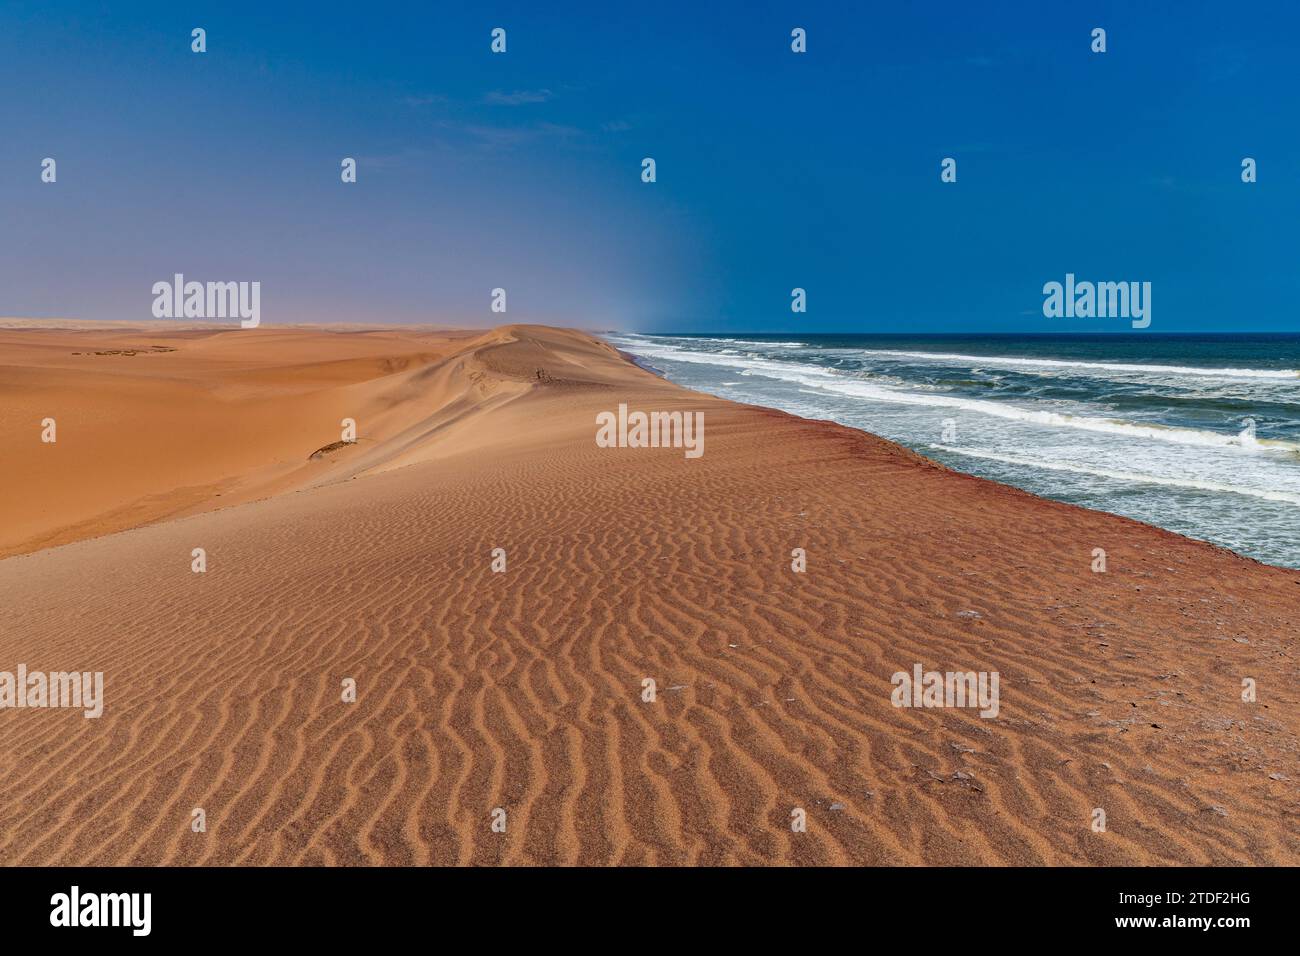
(0, 323, 1296, 865)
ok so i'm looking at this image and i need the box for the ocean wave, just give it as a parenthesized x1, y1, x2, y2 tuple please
(931, 445, 1300, 506)
(843, 348, 1300, 381)
(621, 341, 1300, 455)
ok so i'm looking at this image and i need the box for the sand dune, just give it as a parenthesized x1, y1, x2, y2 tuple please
(0, 323, 486, 558)
(0, 323, 1296, 865)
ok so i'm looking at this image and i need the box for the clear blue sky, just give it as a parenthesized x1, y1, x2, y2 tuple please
(2, 1, 1297, 332)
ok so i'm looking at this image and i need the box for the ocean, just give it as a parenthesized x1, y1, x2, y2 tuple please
(607, 332, 1300, 569)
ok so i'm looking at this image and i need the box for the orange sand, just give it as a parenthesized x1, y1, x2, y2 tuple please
(0, 322, 1296, 864)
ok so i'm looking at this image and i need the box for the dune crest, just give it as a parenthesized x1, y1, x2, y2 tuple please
(0, 323, 626, 558)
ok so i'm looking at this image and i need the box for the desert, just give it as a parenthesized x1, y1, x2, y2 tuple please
(0, 321, 1295, 865)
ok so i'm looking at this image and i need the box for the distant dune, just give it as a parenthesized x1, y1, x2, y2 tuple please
(0, 323, 1296, 864)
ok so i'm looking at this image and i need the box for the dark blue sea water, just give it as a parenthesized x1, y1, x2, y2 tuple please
(608, 333, 1300, 568)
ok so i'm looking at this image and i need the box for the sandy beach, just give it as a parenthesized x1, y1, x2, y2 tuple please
(0, 321, 1296, 865)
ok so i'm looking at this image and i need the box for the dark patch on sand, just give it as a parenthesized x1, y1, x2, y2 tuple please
(309, 439, 357, 460)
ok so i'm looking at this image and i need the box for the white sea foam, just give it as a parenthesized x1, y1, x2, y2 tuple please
(618, 340, 1300, 455)
(931, 445, 1300, 506)
(836, 348, 1300, 381)
(610, 333, 1300, 565)
(616, 335, 1297, 380)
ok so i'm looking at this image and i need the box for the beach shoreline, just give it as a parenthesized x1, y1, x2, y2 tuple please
(608, 331, 1300, 570)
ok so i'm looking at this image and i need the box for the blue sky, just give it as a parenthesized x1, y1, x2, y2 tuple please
(2, 1, 1297, 332)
